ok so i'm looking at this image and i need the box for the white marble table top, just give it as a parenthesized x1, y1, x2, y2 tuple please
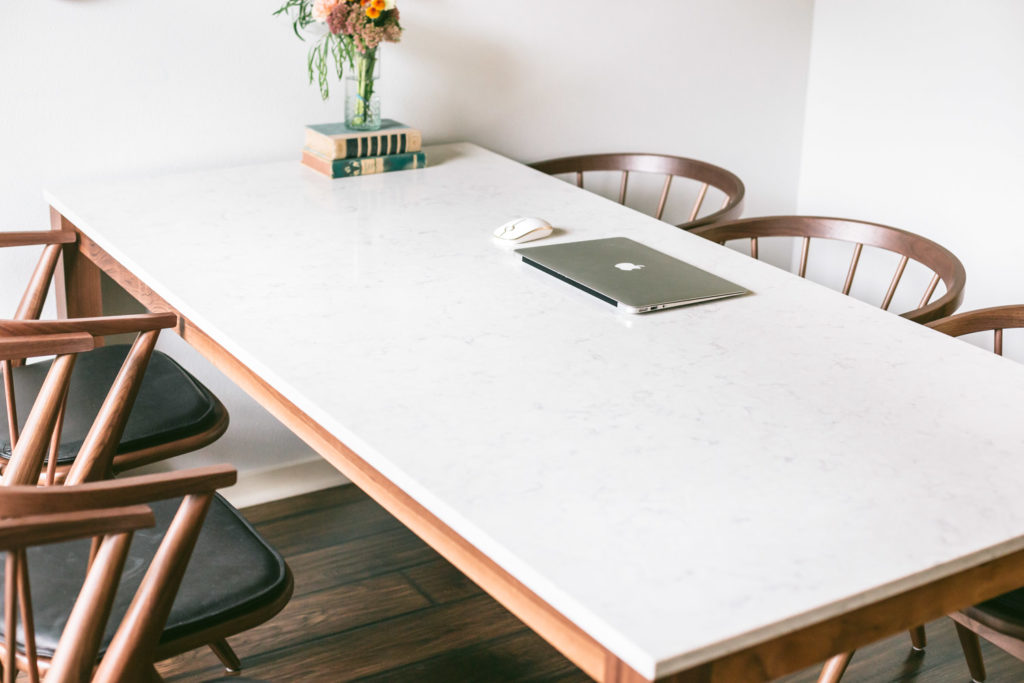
(46, 143, 1024, 679)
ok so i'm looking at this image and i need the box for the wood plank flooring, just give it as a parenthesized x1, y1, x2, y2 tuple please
(155, 486, 1024, 682)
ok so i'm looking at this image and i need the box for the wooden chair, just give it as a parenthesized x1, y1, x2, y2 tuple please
(0, 466, 239, 682)
(528, 153, 745, 230)
(692, 216, 967, 324)
(0, 325, 293, 679)
(926, 304, 1024, 682)
(0, 230, 229, 482)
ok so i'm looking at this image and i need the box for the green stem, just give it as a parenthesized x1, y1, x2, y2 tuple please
(352, 48, 377, 126)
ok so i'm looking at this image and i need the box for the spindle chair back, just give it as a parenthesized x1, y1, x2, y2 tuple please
(529, 153, 745, 230)
(693, 216, 966, 324)
(0, 230, 228, 481)
(0, 330, 290, 680)
(927, 305, 1024, 357)
(0, 465, 237, 682)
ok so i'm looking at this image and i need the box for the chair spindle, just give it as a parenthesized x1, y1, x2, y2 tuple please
(17, 549, 40, 683)
(842, 243, 864, 295)
(655, 175, 673, 220)
(94, 494, 214, 682)
(750, 237, 759, 259)
(4, 552, 16, 683)
(618, 171, 629, 204)
(45, 393, 70, 487)
(2, 360, 17, 449)
(15, 244, 63, 323)
(574, 171, 583, 188)
(919, 273, 941, 309)
(11, 244, 65, 369)
(995, 329, 1003, 356)
(798, 237, 811, 278)
(66, 329, 160, 485)
(4, 354, 78, 487)
(881, 255, 910, 311)
(688, 183, 710, 223)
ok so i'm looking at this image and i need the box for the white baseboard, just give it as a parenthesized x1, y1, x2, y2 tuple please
(222, 457, 350, 510)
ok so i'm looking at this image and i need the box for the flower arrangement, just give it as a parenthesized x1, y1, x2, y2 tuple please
(274, 0, 403, 101)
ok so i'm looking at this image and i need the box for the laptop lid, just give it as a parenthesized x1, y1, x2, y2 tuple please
(515, 237, 748, 313)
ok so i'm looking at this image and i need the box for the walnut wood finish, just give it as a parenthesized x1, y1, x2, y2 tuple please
(693, 216, 967, 324)
(0, 333, 94, 363)
(927, 304, 1024, 356)
(0, 231, 76, 249)
(51, 208, 102, 322)
(0, 320, 287, 680)
(1, 510, 148, 683)
(0, 313, 178, 338)
(0, 469, 247, 682)
(54, 212, 1024, 682)
(0, 225, 228, 479)
(529, 153, 745, 230)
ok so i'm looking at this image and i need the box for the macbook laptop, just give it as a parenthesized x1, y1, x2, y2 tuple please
(515, 236, 748, 313)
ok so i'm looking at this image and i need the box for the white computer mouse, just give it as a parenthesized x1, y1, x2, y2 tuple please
(493, 216, 553, 243)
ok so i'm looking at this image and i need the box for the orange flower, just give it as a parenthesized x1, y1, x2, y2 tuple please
(371, 0, 385, 8)
(365, 4, 381, 17)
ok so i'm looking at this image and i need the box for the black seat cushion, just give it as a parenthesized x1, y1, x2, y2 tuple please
(1, 344, 220, 465)
(0, 493, 289, 658)
(964, 587, 1024, 641)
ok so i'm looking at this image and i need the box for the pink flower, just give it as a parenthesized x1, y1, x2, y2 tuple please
(312, 0, 341, 22)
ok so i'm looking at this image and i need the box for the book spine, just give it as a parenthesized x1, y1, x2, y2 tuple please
(332, 151, 427, 177)
(337, 130, 422, 158)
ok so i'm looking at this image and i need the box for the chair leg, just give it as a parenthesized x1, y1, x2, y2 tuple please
(208, 638, 241, 673)
(909, 624, 927, 650)
(817, 650, 854, 683)
(954, 622, 987, 682)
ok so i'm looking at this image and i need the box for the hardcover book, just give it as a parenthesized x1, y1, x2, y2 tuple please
(304, 120, 422, 159)
(301, 148, 428, 178)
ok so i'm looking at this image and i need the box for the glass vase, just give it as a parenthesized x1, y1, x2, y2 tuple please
(345, 47, 381, 131)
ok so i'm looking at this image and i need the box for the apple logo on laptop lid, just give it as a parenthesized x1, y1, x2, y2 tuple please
(614, 262, 645, 271)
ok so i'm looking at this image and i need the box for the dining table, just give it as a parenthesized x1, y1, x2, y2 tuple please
(42, 142, 1024, 682)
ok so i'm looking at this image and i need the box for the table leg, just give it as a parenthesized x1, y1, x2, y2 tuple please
(50, 207, 103, 320)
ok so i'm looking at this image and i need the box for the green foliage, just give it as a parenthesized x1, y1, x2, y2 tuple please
(272, 0, 315, 40)
(276, 0, 350, 100)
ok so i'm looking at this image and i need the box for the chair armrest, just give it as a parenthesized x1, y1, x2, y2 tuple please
(0, 312, 178, 338)
(0, 506, 155, 550)
(0, 230, 77, 248)
(0, 331, 96, 361)
(0, 465, 239, 516)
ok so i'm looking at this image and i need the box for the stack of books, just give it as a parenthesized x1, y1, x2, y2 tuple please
(301, 120, 426, 179)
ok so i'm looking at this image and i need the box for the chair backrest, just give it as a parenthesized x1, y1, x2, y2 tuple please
(926, 305, 1024, 356)
(0, 466, 236, 682)
(0, 498, 155, 683)
(0, 231, 78, 324)
(529, 153, 745, 230)
(0, 311, 176, 486)
(692, 215, 967, 324)
(0, 327, 237, 682)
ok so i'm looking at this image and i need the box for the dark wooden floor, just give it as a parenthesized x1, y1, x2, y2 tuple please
(155, 485, 1024, 682)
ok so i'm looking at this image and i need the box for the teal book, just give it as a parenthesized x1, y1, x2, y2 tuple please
(304, 120, 422, 159)
(301, 148, 428, 178)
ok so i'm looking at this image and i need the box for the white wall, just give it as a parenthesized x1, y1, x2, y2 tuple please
(1, 0, 814, 503)
(799, 0, 1024, 359)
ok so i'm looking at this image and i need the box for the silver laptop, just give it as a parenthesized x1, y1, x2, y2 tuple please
(515, 237, 747, 313)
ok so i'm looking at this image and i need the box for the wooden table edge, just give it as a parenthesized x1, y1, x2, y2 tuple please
(49, 206, 1024, 683)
